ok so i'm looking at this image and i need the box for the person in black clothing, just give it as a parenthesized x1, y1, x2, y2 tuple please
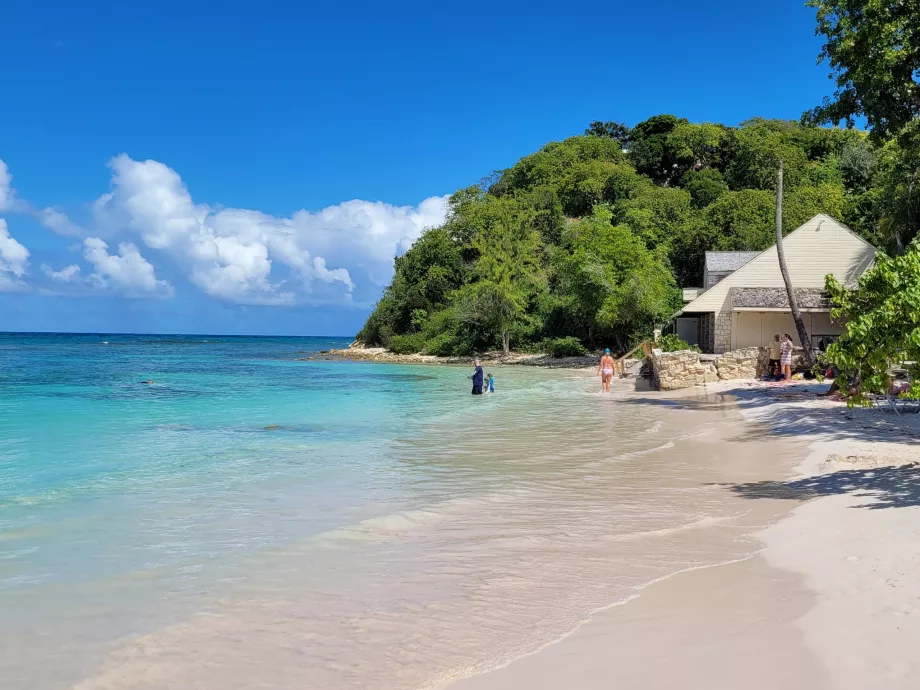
(470, 359, 484, 395)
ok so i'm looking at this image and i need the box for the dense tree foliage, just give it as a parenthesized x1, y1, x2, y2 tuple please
(358, 116, 890, 356)
(806, 0, 920, 140)
(804, 0, 920, 401)
(824, 244, 920, 404)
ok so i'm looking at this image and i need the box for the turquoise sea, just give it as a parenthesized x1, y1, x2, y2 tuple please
(0, 333, 783, 690)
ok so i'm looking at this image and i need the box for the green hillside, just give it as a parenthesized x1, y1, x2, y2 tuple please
(358, 115, 897, 356)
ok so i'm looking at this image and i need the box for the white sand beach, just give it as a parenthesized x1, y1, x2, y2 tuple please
(451, 380, 920, 690)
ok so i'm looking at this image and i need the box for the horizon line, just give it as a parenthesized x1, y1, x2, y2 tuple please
(0, 330, 357, 339)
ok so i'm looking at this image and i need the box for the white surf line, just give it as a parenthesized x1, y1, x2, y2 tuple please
(424, 552, 764, 690)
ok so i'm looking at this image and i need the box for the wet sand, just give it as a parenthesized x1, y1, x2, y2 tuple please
(452, 555, 828, 690)
(451, 380, 920, 690)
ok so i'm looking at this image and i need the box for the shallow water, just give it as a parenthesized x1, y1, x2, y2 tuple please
(0, 334, 795, 689)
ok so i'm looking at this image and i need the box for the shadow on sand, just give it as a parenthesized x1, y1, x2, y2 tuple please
(622, 382, 920, 510)
(717, 465, 920, 510)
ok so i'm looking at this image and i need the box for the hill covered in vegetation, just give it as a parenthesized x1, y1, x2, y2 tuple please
(358, 115, 896, 356)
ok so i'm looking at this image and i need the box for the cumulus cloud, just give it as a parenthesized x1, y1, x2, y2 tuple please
(41, 263, 82, 283)
(0, 218, 30, 290)
(3, 154, 450, 305)
(81, 237, 173, 297)
(88, 154, 448, 305)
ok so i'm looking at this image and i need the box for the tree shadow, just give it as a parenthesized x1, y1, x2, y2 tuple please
(621, 381, 920, 510)
(716, 464, 920, 510)
(622, 382, 920, 447)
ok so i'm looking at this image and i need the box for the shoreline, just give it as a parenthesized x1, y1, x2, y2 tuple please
(447, 379, 920, 690)
(308, 344, 604, 369)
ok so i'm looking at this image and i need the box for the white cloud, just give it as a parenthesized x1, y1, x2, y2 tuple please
(0, 159, 14, 212)
(38, 207, 86, 236)
(81, 237, 173, 298)
(2, 154, 450, 305)
(89, 155, 448, 305)
(41, 263, 82, 282)
(0, 218, 30, 291)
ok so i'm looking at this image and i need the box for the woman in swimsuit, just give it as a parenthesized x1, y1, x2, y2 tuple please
(597, 348, 616, 393)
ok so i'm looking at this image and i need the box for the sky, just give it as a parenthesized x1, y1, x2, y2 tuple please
(0, 0, 836, 336)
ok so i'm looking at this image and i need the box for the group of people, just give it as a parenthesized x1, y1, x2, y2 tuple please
(469, 360, 495, 395)
(467, 336, 797, 394)
(768, 333, 796, 382)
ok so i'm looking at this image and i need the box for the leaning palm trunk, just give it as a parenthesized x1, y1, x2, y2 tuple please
(775, 162, 816, 367)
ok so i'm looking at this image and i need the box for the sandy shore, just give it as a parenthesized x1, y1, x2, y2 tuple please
(450, 380, 920, 690)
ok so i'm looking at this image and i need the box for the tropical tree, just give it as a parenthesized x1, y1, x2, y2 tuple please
(775, 163, 816, 367)
(556, 207, 678, 349)
(680, 167, 728, 209)
(726, 119, 809, 190)
(667, 122, 728, 169)
(628, 114, 687, 185)
(464, 198, 543, 354)
(806, 0, 920, 139)
(824, 240, 920, 404)
(585, 120, 630, 146)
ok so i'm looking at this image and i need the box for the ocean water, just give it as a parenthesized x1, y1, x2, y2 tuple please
(0, 333, 793, 689)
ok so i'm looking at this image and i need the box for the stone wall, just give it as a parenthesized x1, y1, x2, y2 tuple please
(650, 349, 718, 391)
(650, 346, 769, 391)
(714, 310, 732, 353)
(716, 347, 762, 380)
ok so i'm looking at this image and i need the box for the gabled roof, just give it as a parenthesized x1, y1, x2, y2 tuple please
(705, 251, 760, 274)
(681, 214, 877, 315)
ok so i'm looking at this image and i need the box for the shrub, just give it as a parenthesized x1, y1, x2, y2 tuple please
(423, 333, 458, 357)
(539, 336, 589, 358)
(388, 333, 426, 355)
(657, 333, 700, 353)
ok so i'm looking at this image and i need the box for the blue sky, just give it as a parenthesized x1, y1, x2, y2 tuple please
(0, 0, 833, 335)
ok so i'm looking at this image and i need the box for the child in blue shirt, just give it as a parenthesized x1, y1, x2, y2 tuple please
(487, 373, 495, 393)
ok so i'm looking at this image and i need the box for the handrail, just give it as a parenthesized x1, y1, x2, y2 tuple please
(614, 340, 653, 375)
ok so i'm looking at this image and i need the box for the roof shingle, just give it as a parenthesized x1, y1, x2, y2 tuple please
(705, 251, 761, 273)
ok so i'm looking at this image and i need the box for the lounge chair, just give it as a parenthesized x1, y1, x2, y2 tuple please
(876, 377, 920, 415)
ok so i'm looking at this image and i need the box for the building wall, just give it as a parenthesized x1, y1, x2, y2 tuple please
(683, 215, 877, 316)
(706, 271, 732, 289)
(714, 310, 733, 353)
(730, 310, 845, 350)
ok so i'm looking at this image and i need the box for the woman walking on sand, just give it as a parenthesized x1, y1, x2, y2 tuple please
(597, 348, 616, 393)
(780, 334, 794, 382)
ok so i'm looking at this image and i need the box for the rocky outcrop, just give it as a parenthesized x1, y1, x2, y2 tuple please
(311, 346, 598, 368)
(316, 347, 464, 364)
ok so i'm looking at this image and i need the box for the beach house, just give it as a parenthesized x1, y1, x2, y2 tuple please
(673, 214, 877, 354)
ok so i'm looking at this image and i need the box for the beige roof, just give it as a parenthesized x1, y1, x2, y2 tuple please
(681, 214, 876, 314)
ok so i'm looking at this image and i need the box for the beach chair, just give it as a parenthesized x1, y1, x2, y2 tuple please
(882, 393, 920, 415)
(877, 374, 920, 415)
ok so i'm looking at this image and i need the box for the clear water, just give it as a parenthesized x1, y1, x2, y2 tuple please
(0, 333, 794, 689)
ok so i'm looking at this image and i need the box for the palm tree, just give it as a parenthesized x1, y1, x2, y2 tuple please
(776, 161, 816, 367)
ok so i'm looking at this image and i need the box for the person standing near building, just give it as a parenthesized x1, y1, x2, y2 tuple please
(780, 334, 794, 382)
(769, 334, 782, 378)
